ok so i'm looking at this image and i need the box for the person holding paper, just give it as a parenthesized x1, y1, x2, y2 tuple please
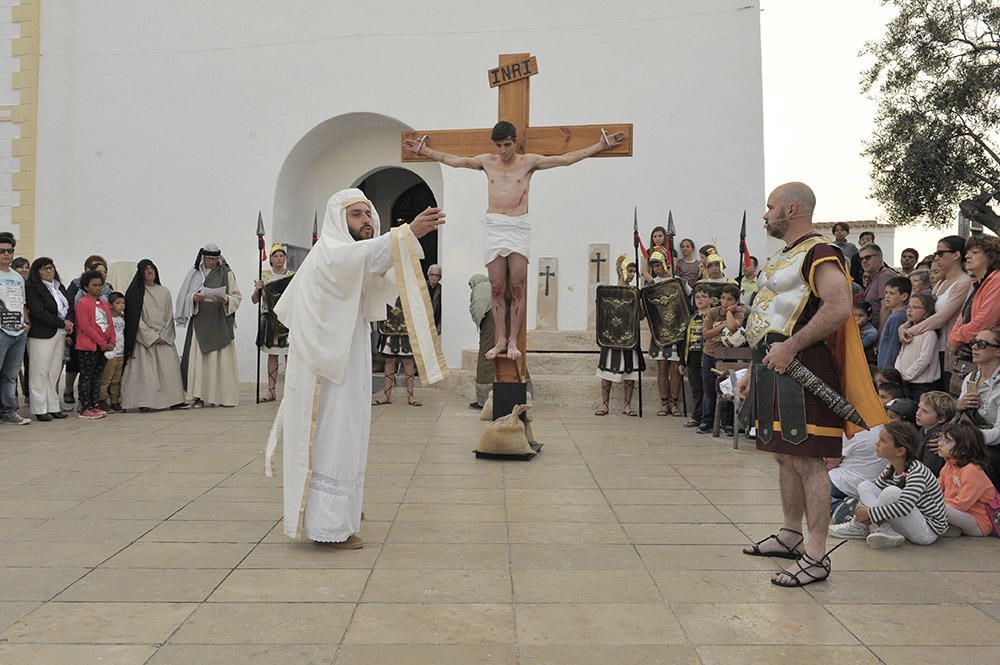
(176, 243, 242, 406)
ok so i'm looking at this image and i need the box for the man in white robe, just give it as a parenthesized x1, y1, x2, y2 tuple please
(266, 189, 446, 548)
(176, 244, 242, 407)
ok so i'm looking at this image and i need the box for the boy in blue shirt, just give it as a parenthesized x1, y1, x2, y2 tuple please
(877, 276, 911, 370)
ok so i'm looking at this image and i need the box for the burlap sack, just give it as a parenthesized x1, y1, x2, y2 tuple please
(480, 390, 533, 421)
(476, 404, 534, 456)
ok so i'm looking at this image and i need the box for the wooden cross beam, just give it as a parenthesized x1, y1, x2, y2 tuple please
(401, 53, 633, 384)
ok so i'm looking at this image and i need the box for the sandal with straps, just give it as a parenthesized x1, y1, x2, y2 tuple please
(670, 398, 683, 417)
(771, 540, 847, 588)
(404, 372, 422, 407)
(371, 376, 393, 406)
(656, 398, 669, 417)
(595, 381, 611, 416)
(622, 404, 638, 417)
(742, 527, 804, 560)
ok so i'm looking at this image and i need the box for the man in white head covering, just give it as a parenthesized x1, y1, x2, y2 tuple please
(176, 244, 242, 407)
(266, 188, 445, 549)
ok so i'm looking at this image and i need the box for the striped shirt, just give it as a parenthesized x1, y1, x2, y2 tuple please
(868, 460, 949, 535)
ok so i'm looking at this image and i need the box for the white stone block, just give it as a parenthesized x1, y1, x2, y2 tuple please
(0, 121, 19, 139)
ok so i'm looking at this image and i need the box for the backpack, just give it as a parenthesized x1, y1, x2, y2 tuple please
(987, 492, 1000, 538)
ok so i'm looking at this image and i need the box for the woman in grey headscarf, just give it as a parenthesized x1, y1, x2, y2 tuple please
(175, 244, 242, 407)
(468, 273, 494, 408)
(426, 264, 442, 333)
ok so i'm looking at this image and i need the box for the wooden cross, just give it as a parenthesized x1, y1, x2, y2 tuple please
(401, 52, 633, 385)
(538, 265, 556, 297)
(590, 252, 608, 284)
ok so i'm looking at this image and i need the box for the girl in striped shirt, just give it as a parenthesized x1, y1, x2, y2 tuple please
(829, 421, 948, 549)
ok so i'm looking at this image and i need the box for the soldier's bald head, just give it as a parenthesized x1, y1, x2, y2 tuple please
(772, 182, 816, 217)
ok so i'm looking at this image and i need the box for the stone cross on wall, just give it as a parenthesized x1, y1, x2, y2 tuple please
(535, 257, 558, 331)
(587, 243, 611, 330)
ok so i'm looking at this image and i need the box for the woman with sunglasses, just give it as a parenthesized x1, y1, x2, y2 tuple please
(899, 235, 972, 391)
(956, 327, 1000, 485)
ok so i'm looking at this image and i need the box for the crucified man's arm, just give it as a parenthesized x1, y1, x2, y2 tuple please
(403, 137, 483, 170)
(533, 130, 626, 170)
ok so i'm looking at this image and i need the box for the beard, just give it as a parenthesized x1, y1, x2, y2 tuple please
(349, 224, 374, 241)
(765, 212, 789, 239)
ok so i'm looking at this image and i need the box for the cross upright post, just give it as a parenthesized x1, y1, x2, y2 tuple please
(402, 53, 632, 416)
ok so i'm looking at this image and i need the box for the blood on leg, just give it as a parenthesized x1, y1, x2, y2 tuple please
(505, 253, 528, 361)
(485, 257, 509, 360)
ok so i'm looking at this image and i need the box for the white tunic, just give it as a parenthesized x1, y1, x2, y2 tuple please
(303, 233, 393, 542)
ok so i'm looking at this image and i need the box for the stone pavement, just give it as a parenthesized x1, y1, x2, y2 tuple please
(0, 389, 998, 665)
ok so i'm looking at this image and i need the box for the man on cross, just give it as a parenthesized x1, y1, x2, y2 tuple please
(404, 121, 625, 361)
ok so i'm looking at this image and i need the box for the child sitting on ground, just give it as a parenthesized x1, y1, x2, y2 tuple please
(885, 398, 917, 424)
(829, 421, 948, 549)
(877, 382, 905, 406)
(873, 367, 903, 390)
(98, 292, 126, 413)
(936, 420, 997, 537)
(915, 391, 956, 477)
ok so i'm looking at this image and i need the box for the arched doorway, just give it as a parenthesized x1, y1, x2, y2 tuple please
(272, 112, 443, 267)
(356, 172, 438, 272)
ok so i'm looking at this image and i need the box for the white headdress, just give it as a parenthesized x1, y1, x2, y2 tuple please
(273, 189, 395, 384)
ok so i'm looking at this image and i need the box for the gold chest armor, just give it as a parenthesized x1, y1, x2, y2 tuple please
(745, 236, 829, 348)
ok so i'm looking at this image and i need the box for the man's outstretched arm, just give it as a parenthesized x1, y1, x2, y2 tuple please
(403, 138, 483, 170)
(533, 130, 626, 170)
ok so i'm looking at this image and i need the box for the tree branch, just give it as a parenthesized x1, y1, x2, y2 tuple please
(956, 115, 1000, 168)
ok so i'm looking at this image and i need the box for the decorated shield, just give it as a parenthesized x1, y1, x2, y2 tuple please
(595, 285, 641, 350)
(261, 274, 293, 347)
(640, 278, 690, 346)
(377, 298, 409, 336)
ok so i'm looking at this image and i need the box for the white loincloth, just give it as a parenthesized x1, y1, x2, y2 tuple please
(481, 213, 531, 265)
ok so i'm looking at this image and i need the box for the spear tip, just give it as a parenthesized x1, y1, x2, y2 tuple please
(256, 211, 265, 236)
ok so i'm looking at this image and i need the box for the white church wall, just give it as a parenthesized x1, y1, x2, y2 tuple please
(0, 4, 17, 239)
(34, 0, 764, 380)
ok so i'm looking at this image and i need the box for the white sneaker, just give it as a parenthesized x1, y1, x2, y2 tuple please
(866, 523, 905, 549)
(1, 412, 31, 425)
(829, 519, 870, 539)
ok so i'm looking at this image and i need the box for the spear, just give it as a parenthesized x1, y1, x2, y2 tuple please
(633, 206, 643, 417)
(311, 211, 319, 246)
(665, 209, 686, 417)
(256, 211, 265, 405)
(737, 210, 747, 288)
(665, 210, 677, 275)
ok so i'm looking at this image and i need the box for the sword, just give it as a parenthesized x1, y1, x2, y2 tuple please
(772, 347, 869, 430)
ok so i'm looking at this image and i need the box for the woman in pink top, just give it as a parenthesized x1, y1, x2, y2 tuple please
(937, 421, 997, 537)
(74, 270, 116, 419)
(949, 235, 1000, 353)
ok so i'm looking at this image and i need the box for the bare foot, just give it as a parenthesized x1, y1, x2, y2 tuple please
(505, 343, 522, 362)
(485, 338, 507, 360)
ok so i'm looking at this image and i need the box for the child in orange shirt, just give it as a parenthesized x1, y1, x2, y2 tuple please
(937, 420, 998, 537)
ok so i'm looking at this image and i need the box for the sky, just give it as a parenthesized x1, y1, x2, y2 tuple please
(759, 0, 896, 223)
